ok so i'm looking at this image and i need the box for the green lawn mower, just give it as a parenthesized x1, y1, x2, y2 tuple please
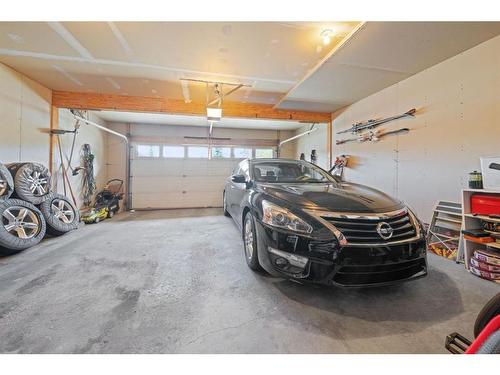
(81, 179, 124, 224)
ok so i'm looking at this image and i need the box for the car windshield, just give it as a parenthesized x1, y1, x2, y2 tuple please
(251, 161, 337, 183)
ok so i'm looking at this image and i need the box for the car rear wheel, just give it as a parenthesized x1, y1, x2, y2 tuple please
(223, 192, 230, 217)
(243, 211, 262, 271)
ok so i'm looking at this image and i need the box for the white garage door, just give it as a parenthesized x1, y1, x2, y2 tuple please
(130, 143, 273, 209)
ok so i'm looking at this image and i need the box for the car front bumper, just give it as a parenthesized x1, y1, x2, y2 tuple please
(254, 220, 427, 287)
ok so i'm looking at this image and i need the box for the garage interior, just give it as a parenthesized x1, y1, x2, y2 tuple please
(0, 21, 499, 354)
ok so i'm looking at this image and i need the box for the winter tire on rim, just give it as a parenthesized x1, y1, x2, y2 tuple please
(243, 211, 262, 271)
(7, 162, 52, 204)
(0, 163, 14, 201)
(38, 193, 79, 236)
(0, 198, 46, 254)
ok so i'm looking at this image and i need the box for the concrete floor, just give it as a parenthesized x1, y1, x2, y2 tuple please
(0, 208, 498, 353)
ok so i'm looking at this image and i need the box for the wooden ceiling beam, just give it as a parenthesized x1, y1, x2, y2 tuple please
(52, 91, 331, 123)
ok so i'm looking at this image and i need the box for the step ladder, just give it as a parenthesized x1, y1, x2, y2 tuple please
(426, 201, 463, 262)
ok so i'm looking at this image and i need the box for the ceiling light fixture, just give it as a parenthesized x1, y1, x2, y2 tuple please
(321, 29, 333, 45)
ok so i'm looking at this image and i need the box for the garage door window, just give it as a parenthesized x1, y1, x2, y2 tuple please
(211, 147, 231, 158)
(255, 148, 274, 158)
(137, 144, 160, 158)
(163, 146, 185, 158)
(234, 148, 252, 159)
(188, 146, 208, 158)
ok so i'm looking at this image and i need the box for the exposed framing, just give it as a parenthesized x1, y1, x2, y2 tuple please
(52, 91, 332, 123)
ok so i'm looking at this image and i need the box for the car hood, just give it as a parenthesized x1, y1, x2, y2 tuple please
(258, 182, 403, 213)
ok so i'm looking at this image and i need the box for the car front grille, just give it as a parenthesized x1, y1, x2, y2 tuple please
(333, 258, 427, 286)
(320, 210, 417, 245)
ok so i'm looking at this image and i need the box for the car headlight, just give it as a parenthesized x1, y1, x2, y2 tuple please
(262, 200, 313, 234)
(406, 206, 425, 237)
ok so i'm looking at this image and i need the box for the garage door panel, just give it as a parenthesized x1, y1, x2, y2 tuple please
(132, 177, 186, 193)
(133, 191, 222, 209)
(181, 176, 227, 191)
(132, 159, 184, 176)
(182, 159, 209, 175)
(132, 192, 188, 209)
(131, 145, 241, 209)
(183, 191, 222, 207)
(206, 160, 239, 175)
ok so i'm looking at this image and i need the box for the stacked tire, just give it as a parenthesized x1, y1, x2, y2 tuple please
(0, 162, 79, 256)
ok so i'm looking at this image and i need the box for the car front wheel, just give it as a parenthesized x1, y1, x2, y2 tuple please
(243, 211, 262, 271)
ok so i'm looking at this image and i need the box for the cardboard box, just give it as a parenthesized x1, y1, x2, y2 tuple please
(480, 157, 500, 190)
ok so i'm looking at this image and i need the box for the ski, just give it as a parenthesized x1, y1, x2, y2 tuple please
(336, 128, 410, 145)
(337, 108, 416, 135)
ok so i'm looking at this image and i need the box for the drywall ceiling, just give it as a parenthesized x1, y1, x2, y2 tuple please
(0, 22, 498, 114)
(92, 110, 314, 130)
(0, 21, 358, 105)
(276, 22, 500, 112)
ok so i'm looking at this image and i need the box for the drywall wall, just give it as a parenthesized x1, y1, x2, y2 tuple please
(0, 63, 52, 164)
(332, 35, 500, 223)
(54, 109, 108, 209)
(293, 124, 329, 169)
(0, 62, 109, 209)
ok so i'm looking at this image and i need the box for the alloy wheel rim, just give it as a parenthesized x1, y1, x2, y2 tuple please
(25, 169, 49, 197)
(0, 177, 6, 196)
(2, 206, 40, 239)
(223, 194, 227, 212)
(51, 199, 75, 224)
(244, 218, 253, 260)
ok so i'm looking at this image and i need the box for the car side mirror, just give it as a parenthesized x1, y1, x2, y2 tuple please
(231, 174, 246, 183)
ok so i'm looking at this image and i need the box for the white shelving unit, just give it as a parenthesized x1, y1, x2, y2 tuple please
(459, 188, 500, 269)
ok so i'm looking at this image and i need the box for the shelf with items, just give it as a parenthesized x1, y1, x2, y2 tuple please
(459, 189, 500, 283)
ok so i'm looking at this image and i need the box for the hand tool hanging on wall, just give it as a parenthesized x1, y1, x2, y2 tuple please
(49, 124, 79, 205)
(56, 135, 78, 206)
(50, 116, 84, 176)
(337, 108, 416, 135)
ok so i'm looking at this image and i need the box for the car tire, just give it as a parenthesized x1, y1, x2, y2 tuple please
(0, 198, 46, 254)
(223, 192, 230, 217)
(38, 193, 79, 236)
(7, 162, 52, 205)
(0, 162, 14, 202)
(243, 211, 262, 271)
(108, 210, 114, 218)
(95, 217, 100, 224)
(474, 292, 500, 338)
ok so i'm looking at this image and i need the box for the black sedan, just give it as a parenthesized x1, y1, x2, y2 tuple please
(223, 158, 427, 287)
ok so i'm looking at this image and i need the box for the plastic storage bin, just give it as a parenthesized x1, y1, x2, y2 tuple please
(470, 194, 500, 215)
